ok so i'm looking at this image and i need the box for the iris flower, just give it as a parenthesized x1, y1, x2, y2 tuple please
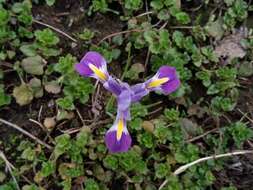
(75, 51, 180, 153)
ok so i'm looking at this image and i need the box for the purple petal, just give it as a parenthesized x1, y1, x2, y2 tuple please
(75, 62, 93, 77)
(105, 130, 132, 153)
(117, 90, 131, 111)
(103, 77, 122, 96)
(120, 109, 131, 121)
(75, 51, 107, 79)
(80, 51, 106, 68)
(130, 83, 149, 102)
(157, 66, 177, 80)
(161, 78, 181, 94)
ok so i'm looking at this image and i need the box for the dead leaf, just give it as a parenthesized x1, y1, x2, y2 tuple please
(238, 61, 253, 77)
(21, 55, 44, 75)
(205, 17, 224, 40)
(179, 118, 201, 139)
(141, 120, 154, 133)
(187, 104, 206, 118)
(214, 28, 247, 61)
(29, 78, 43, 98)
(43, 117, 56, 130)
(44, 81, 61, 94)
(13, 84, 34, 106)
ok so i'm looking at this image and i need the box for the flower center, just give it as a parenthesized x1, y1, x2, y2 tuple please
(147, 77, 169, 88)
(116, 117, 124, 141)
(88, 64, 107, 81)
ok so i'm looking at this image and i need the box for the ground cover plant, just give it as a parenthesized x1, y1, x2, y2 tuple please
(0, 0, 253, 189)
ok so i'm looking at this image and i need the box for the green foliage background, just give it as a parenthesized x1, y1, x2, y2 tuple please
(0, 0, 253, 189)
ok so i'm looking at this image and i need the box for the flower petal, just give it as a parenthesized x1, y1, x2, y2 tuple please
(103, 77, 122, 96)
(157, 65, 177, 80)
(105, 130, 132, 153)
(117, 90, 131, 111)
(75, 62, 93, 77)
(76, 51, 108, 81)
(81, 51, 106, 69)
(145, 65, 180, 94)
(161, 78, 181, 94)
(130, 83, 149, 102)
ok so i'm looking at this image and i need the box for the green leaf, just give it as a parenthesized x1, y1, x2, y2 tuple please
(154, 123, 171, 143)
(20, 44, 38, 57)
(125, 0, 142, 10)
(196, 70, 212, 87)
(0, 85, 11, 107)
(205, 17, 224, 40)
(29, 78, 43, 98)
(125, 63, 144, 80)
(150, 0, 164, 10)
(46, 0, 55, 6)
(158, 9, 170, 20)
(58, 163, 84, 178)
(227, 122, 253, 148)
(41, 161, 55, 177)
(207, 84, 220, 95)
(155, 163, 170, 179)
(238, 61, 253, 77)
(0, 8, 9, 26)
(78, 28, 94, 41)
(21, 55, 44, 75)
(164, 108, 180, 122)
(21, 147, 35, 161)
(211, 96, 236, 114)
(131, 103, 148, 118)
(103, 155, 118, 170)
(53, 134, 71, 160)
(40, 47, 61, 57)
(138, 132, 154, 148)
(75, 129, 90, 148)
(18, 11, 32, 25)
(172, 30, 184, 48)
(84, 179, 100, 190)
(174, 12, 190, 24)
(130, 117, 142, 130)
(112, 35, 123, 46)
(54, 54, 77, 74)
(90, 0, 108, 13)
(35, 29, 59, 47)
(216, 67, 237, 80)
(22, 184, 39, 190)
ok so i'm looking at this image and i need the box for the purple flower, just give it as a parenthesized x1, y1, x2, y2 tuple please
(75, 52, 181, 153)
(145, 66, 180, 95)
(130, 83, 149, 103)
(75, 51, 108, 82)
(105, 111, 132, 153)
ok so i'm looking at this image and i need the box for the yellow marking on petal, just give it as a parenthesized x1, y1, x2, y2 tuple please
(88, 64, 107, 81)
(147, 77, 169, 88)
(116, 117, 124, 141)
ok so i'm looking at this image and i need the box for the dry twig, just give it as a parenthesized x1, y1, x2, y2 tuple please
(0, 118, 52, 150)
(97, 29, 145, 45)
(158, 150, 253, 190)
(0, 151, 20, 190)
(33, 19, 77, 42)
(187, 128, 218, 143)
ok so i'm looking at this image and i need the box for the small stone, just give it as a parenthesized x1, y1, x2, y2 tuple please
(43, 117, 56, 130)
(142, 120, 154, 133)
